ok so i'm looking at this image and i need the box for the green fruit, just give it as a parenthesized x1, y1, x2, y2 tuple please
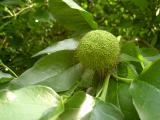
(76, 30, 120, 70)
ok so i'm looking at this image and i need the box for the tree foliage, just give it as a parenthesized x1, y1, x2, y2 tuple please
(0, 0, 160, 120)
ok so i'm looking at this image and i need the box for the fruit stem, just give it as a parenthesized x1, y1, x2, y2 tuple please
(112, 73, 133, 83)
(98, 74, 110, 101)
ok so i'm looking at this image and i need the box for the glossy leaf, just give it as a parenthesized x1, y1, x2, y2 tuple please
(60, 91, 124, 120)
(49, 0, 97, 31)
(0, 71, 14, 83)
(140, 48, 159, 57)
(140, 48, 160, 65)
(33, 38, 79, 57)
(106, 80, 139, 120)
(117, 62, 138, 79)
(106, 79, 119, 106)
(127, 64, 138, 79)
(10, 51, 83, 92)
(144, 54, 160, 62)
(118, 83, 139, 120)
(138, 59, 160, 89)
(121, 42, 139, 59)
(91, 100, 124, 120)
(59, 91, 94, 120)
(120, 53, 140, 62)
(39, 105, 64, 120)
(0, 85, 63, 120)
(38, 64, 83, 92)
(130, 80, 160, 120)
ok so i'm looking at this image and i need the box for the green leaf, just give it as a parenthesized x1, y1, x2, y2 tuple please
(140, 48, 159, 57)
(59, 91, 95, 120)
(118, 83, 139, 120)
(38, 64, 83, 92)
(127, 64, 138, 79)
(33, 38, 79, 57)
(39, 105, 64, 120)
(121, 42, 143, 73)
(106, 79, 119, 106)
(144, 54, 160, 62)
(60, 92, 124, 120)
(49, 0, 98, 31)
(138, 59, 160, 89)
(130, 80, 160, 120)
(120, 53, 140, 62)
(10, 51, 83, 92)
(121, 42, 139, 59)
(91, 100, 124, 120)
(0, 85, 63, 120)
(140, 48, 160, 64)
(117, 63, 138, 79)
(0, 71, 14, 83)
(106, 80, 139, 120)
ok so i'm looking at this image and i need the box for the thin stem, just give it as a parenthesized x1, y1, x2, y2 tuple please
(4, 7, 13, 16)
(96, 87, 103, 98)
(15, 4, 35, 17)
(2, 4, 36, 19)
(0, 63, 18, 78)
(112, 73, 133, 84)
(99, 74, 110, 101)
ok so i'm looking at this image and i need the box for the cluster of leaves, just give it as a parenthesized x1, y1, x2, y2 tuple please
(0, 0, 160, 120)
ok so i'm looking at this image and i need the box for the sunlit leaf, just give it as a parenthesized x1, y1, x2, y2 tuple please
(0, 85, 63, 120)
(60, 92, 124, 120)
(10, 51, 83, 92)
(38, 64, 83, 92)
(0, 71, 14, 83)
(144, 54, 160, 62)
(60, 91, 94, 120)
(33, 38, 79, 57)
(91, 100, 124, 120)
(49, 0, 98, 31)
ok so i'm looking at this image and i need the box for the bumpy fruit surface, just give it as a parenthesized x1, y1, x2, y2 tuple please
(77, 30, 120, 70)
